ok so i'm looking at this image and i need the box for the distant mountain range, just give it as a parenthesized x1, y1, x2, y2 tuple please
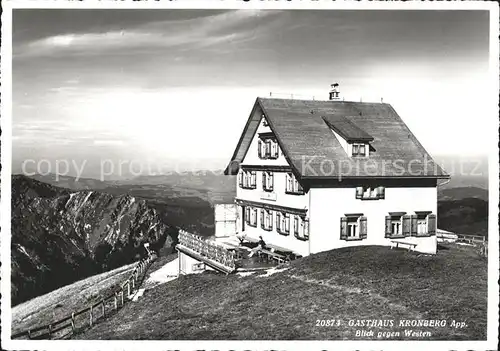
(29, 172, 236, 236)
(438, 186, 488, 202)
(11, 175, 176, 305)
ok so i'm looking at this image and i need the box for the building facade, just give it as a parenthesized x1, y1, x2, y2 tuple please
(225, 93, 449, 256)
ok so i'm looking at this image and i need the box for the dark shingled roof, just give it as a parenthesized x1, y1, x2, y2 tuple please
(322, 115, 374, 142)
(225, 97, 449, 179)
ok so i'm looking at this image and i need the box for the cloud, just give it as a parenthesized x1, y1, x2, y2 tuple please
(14, 10, 281, 58)
(93, 140, 125, 146)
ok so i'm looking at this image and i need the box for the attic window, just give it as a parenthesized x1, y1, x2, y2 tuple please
(262, 115, 269, 127)
(258, 135, 279, 159)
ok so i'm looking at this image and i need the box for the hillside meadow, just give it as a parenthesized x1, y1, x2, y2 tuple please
(76, 244, 487, 340)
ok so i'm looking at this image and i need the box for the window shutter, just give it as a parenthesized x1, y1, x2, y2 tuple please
(262, 172, 266, 189)
(258, 139, 262, 158)
(269, 211, 273, 230)
(297, 181, 304, 193)
(304, 218, 309, 239)
(276, 213, 281, 231)
(285, 214, 290, 233)
(427, 214, 437, 235)
(378, 186, 385, 199)
(251, 171, 256, 188)
(402, 215, 411, 236)
(359, 144, 366, 156)
(356, 187, 364, 199)
(340, 217, 348, 239)
(238, 171, 243, 187)
(271, 142, 277, 158)
(359, 216, 367, 239)
(385, 216, 392, 237)
(410, 215, 417, 236)
(269, 172, 274, 191)
(260, 209, 264, 229)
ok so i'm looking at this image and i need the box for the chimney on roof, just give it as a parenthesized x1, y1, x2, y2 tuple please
(329, 83, 340, 101)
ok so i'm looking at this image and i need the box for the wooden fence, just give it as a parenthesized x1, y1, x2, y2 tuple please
(11, 253, 157, 340)
(437, 232, 488, 257)
(178, 230, 236, 270)
(437, 232, 487, 245)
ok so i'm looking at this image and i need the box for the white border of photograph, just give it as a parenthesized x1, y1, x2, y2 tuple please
(1, 1, 498, 351)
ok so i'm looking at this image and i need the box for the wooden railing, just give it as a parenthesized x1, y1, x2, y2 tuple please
(178, 230, 236, 270)
(437, 232, 487, 245)
(11, 253, 157, 340)
(437, 232, 488, 257)
(455, 234, 487, 244)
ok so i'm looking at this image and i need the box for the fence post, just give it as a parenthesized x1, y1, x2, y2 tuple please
(71, 312, 75, 333)
(89, 306, 93, 327)
(121, 289, 124, 305)
(102, 299, 106, 317)
(127, 280, 131, 297)
(48, 324, 52, 339)
(28, 330, 31, 339)
(114, 292, 118, 310)
(132, 277, 135, 290)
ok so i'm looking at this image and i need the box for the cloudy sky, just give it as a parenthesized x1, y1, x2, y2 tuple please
(13, 9, 491, 178)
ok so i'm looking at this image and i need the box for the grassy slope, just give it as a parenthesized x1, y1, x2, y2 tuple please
(77, 245, 487, 340)
(11, 262, 136, 335)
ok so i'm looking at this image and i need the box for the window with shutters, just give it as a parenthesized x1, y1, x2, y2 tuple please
(413, 211, 436, 237)
(246, 207, 258, 227)
(385, 212, 406, 238)
(293, 215, 309, 241)
(258, 135, 279, 159)
(276, 212, 290, 235)
(239, 170, 257, 189)
(285, 172, 304, 195)
(355, 186, 385, 200)
(260, 209, 273, 231)
(262, 171, 274, 192)
(385, 211, 436, 238)
(340, 214, 367, 240)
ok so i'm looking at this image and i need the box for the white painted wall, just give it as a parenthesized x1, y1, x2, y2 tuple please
(309, 186, 438, 254)
(241, 115, 289, 167)
(236, 171, 309, 210)
(178, 252, 213, 275)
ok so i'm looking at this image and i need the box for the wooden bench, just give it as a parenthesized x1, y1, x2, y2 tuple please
(390, 240, 417, 251)
(258, 249, 287, 264)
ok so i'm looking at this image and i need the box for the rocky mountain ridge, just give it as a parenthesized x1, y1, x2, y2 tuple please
(11, 175, 175, 305)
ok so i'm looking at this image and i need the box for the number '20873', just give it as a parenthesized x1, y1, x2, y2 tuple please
(315, 319, 341, 327)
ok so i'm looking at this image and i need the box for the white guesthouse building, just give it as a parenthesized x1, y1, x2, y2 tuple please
(224, 90, 449, 256)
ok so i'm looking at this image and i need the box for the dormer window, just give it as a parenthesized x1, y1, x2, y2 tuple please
(352, 143, 367, 157)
